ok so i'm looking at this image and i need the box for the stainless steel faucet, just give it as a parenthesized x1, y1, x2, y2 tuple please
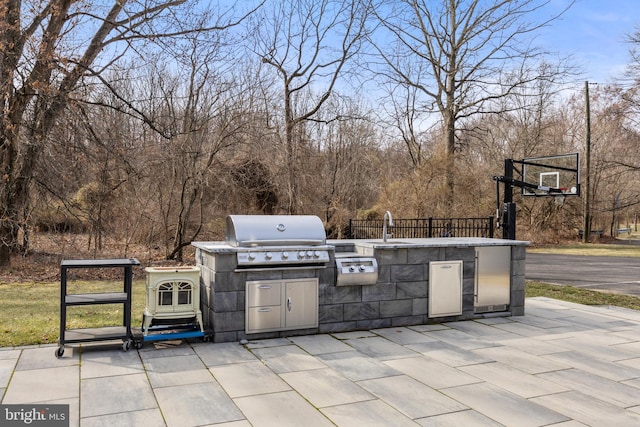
(383, 211, 394, 242)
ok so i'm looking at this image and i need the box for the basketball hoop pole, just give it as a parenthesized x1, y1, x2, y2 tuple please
(503, 159, 515, 240)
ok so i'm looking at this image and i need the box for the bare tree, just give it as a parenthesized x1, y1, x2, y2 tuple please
(0, 0, 259, 265)
(252, 0, 369, 214)
(369, 0, 574, 211)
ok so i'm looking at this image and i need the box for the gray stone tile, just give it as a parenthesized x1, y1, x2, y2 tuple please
(155, 381, 244, 427)
(0, 357, 17, 388)
(192, 341, 257, 366)
(510, 314, 573, 329)
(473, 345, 570, 374)
(343, 336, 417, 360)
(322, 399, 420, 427)
(442, 382, 569, 427)
(490, 320, 554, 337)
(619, 357, 640, 370)
(496, 336, 567, 356)
(407, 323, 452, 332)
(416, 409, 502, 427)
(544, 350, 640, 381)
(423, 329, 498, 350)
(623, 376, 640, 390)
(3, 366, 79, 403)
(613, 341, 640, 355)
(212, 421, 253, 427)
(244, 338, 291, 349)
(371, 327, 439, 345)
(547, 332, 638, 361)
(546, 422, 590, 427)
(252, 345, 327, 373)
(138, 340, 196, 359)
(612, 328, 640, 342)
(538, 368, 640, 407)
(459, 362, 569, 398)
(318, 350, 399, 381)
(383, 356, 481, 389)
(80, 348, 144, 378)
(331, 330, 377, 339)
(0, 349, 21, 360)
(210, 360, 291, 398)
(80, 373, 156, 418)
(288, 334, 354, 355)
(475, 316, 517, 325)
(34, 397, 79, 427)
(280, 367, 374, 407)
(15, 346, 78, 370)
(532, 390, 640, 426)
(234, 390, 334, 427)
(358, 375, 467, 419)
(406, 341, 494, 367)
(443, 320, 516, 339)
(81, 408, 165, 427)
(145, 354, 212, 388)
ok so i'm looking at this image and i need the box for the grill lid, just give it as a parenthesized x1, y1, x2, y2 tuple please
(225, 215, 326, 247)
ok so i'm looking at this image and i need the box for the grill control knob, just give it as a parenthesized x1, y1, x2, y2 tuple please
(248, 252, 256, 260)
(349, 266, 355, 272)
(313, 251, 320, 258)
(306, 251, 313, 258)
(359, 265, 366, 272)
(282, 252, 289, 259)
(265, 252, 272, 260)
(298, 251, 305, 259)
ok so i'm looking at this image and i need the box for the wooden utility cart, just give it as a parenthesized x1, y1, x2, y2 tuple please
(56, 258, 140, 358)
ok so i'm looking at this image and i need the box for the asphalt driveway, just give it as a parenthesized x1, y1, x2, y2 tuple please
(526, 252, 640, 296)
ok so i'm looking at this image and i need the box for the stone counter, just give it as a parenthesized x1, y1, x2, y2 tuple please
(193, 238, 528, 342)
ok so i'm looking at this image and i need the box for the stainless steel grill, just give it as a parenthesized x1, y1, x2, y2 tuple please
(225, 215, 331, 267)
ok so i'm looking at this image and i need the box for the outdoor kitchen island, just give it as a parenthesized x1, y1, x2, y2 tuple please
(193, 221, 528, 343)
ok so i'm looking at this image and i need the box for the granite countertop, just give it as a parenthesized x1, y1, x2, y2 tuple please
(329, 237, 529, 248)
(193, 237, 529, 253)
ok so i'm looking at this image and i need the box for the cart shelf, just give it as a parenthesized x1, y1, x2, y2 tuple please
(65, 292, 128, 305)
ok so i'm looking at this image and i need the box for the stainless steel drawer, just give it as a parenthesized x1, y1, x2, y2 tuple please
(246, 306, 282, 333)
(246, 281, 282, 307)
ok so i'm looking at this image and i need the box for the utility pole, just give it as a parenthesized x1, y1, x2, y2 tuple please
(582, 81, 592, 243)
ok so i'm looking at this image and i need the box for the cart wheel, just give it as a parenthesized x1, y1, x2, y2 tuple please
(202, 335, 211, 342)
(122, 340, 132, 352)
(55, 347, 65, 358)
(134, 340, 143, 349)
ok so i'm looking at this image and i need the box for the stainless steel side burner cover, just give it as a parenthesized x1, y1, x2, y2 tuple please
(225, 215, 327, 247)
(335, 257, 378, 286)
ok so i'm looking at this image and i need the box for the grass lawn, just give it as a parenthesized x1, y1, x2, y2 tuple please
(528, 242, 640, 257)
(526, 281, 640, 311)
(0, 280, 146, 348)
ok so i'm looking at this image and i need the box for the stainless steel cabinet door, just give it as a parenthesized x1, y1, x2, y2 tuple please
(475, 246, 511, 311)
(428, 261, 463, 318)
(285, 278, 318, 329)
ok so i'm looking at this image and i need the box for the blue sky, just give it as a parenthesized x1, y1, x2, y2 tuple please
(537, 0, 640, 83)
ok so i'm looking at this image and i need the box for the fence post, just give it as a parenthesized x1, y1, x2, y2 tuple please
(488, 216, 494, 238)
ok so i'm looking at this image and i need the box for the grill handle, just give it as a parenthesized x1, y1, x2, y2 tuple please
(287, 297, 292, 312)
(237, 239, 325, 247)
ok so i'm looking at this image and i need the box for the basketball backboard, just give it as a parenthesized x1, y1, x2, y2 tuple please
(520, 153, 580, 197)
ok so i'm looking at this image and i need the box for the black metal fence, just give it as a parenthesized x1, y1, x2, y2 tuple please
(347, 217, 494, 239)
